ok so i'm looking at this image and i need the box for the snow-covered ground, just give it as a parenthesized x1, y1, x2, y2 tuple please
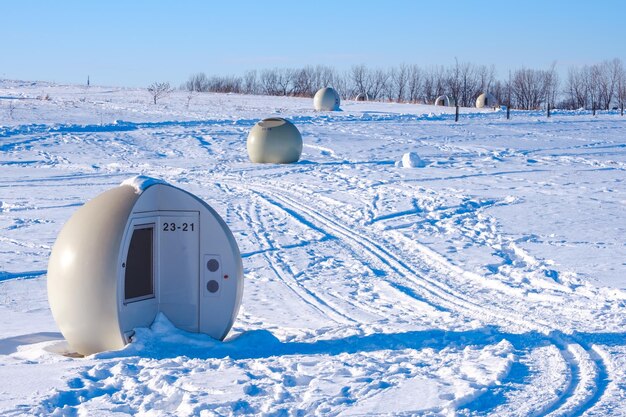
(1, 80, 625, 416)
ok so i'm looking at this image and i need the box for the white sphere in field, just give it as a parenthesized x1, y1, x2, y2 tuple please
(247, 117, 303, 163)
(476, 92, 498, 108)
(314, 87, 340, 111)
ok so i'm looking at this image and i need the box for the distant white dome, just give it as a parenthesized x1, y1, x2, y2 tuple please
(314, 87, 340, 111)
(476, 92, 498, 108)
(435, 95, 455, 107)
(354, 92, 369, 101)
(247, 117, 303, 164)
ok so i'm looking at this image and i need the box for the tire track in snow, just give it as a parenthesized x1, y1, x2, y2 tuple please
(248, 191, 425, 325)
(231, 182, 610, 417)
(218, 183, 357, 325)
(247, 184, 539, 329)
(229, 176, 448, 324)
(248, 195, 356, 325)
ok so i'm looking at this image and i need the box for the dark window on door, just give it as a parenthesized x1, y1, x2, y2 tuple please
(124, 225, 154, 302)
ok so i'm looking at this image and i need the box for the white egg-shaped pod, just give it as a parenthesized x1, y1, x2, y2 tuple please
(435, 95, 456, 107)
(246, 117, 303, 163)
(47, 177, 244, 356)
(476, 92, 498, 108)
(48, 185, 139, 355)
(314, 87, 340, 111)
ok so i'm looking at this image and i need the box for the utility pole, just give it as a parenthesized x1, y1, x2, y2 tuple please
(455, 104, 459, 122)
(87, 75, 90, 87)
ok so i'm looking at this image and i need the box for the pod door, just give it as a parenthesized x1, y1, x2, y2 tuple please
(124, 223, 156, 303)
(121, 217, 159, 333)
(157, 212, 200, 332)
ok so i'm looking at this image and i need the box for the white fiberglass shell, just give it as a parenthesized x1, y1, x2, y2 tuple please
(476, 92, 498, 108)
(435, 95, 456, 107)
(313, 87, 340, 111)
(47, 179, 243, 356)
(246, 117, 303, 164)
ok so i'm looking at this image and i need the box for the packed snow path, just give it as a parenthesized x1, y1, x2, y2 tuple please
(0, 82, 625, 416)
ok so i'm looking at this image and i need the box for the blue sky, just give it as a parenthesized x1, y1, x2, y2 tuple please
(2, 1, 624, 87)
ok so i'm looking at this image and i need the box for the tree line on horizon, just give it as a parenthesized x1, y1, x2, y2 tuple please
(182, 58, 626, 111)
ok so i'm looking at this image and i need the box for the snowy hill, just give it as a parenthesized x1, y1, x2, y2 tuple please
(1, 80, 625, 416)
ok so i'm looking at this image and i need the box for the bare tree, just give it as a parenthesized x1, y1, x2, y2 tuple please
(148, 82, 173, 104)
(491, 80, 507, 107)
(511, 68, 555, 110)
(583, 65, 601, 113)
(334, 69, 352, 100)
(260, 69, 279, 95)
(445, 60, 483, 107)
(597, 58, 622, 109)
(391, 64, 409, 102)
(407, 65, 422, 103)
(350, 65, 369, 98)
(292, 67, 314, 97)
(383, 69, 395, 101)
(313, 65, 336, 92)
(368, 68, 389, 100)
(618, 61, 626, 114)
(206, 76, 242, 93)
(422, 66, 445, 104)
(275, 68, 293, 96)
(477, 65, 496, 95)
(243, 70, 258, 94)
(185, 73, 209, 92)
(563, 59, 625, 110)
(596, 63, 610, 109)
(565, 67, 588, 109)
(544, 63, 559, 110)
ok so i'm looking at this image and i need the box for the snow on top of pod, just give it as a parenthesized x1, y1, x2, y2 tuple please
(120, 175, 168, 194)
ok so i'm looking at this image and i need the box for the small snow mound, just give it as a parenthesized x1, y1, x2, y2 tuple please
(503, 195, 520, 204)
(120, 175, 167, 194)
(93, 313, 219, 359)
(396, 152, 426, 168)
(93, 313, 283, 360)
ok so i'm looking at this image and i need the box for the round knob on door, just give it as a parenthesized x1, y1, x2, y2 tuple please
(207, 280, 219, 293)
(207, 259, 219, 272)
